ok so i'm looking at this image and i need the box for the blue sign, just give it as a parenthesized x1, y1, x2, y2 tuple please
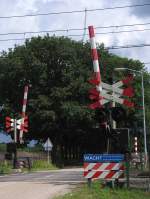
(84, 154, 124, 162)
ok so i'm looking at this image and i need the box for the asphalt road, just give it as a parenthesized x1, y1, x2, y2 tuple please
(0, 168, 149, 199)
(0, 168, 85, 199)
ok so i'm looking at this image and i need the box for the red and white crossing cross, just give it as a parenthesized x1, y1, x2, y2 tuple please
(88, 26, 134, 109)
(88, 74, 134, 109)
(5, 116, 14, 132)
(17, 116, 28, 133)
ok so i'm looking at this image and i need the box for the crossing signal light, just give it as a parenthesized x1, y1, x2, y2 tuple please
(6, 143, 17, 153)
(5, 116, 14, 132)
(111, 107, 126, 122)
(111, 128, 129, 153)
(17, 116, 28, 133)
(95, 108, 108, 123)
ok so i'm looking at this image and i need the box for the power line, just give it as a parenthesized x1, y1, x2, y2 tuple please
(0, 38, 25, 42)
(1, 21, 150, 37)
(0, 27, 150, 42)
(96, 28, 150, 35)
(81, 8, 87, 42)
(0, 32, 150, 51)
(67, 28, 150, 37)
(0, 3, 150, 19)
(1, 27, 150, 43)
(0, 29, 70, 36)
(143, 62, 150, 65)
(95, 22, 150, 30)
(106, 44, 150, 50)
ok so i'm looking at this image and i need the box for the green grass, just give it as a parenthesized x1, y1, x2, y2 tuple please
(0, 143, 6, 152)
(31, 160, 57, 171)
(0, 160, 57, 174)
(18, 144, 44, 152)
(0, 161, 12, 174)
(54, 181, 150, 199)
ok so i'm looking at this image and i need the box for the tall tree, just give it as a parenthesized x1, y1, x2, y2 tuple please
(0, 35, 149, 148)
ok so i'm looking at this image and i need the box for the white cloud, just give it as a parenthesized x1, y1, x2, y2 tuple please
(0, 0, 150, 70)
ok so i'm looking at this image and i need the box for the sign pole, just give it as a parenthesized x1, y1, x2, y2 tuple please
(13, 118, 17, 169)
(87, 178, 92, 188)
(43, 138, 53, 164)
(126, 129, 130, 189)
(47, 149, 50, 164)
(14, 119, 17, 143)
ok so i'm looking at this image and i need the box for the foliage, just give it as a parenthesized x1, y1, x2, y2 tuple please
(54, 181, 150, 199)
(0, 35, 149, 147)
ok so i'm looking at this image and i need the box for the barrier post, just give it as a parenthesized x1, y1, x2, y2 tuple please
(125, 152, 130, 189)
(88, 178, 92, 188)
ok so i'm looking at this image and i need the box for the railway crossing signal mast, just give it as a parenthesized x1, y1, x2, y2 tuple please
(5, 116, 28, 142)
(5, 85, 29, 144)
(88, 25, 134, 153)
(20, 85, 29, 143)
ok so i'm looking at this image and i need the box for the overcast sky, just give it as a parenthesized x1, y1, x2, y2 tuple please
(1, 0, 150, 70)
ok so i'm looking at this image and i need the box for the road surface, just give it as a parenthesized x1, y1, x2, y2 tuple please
(1, 168, 149, 199)
(0, 168, 85, 199)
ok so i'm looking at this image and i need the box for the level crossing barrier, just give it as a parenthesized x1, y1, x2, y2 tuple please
(83, 154, 125, 187)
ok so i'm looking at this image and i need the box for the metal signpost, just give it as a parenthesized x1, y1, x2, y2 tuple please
(44, 138, 53, 164)
(5, 116, 28, 169)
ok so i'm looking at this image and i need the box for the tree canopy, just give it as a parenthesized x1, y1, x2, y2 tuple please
(0, 35, 149, 146)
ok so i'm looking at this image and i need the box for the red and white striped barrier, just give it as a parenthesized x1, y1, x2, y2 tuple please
(88, 26, 101, 87)
(83, 162, 125, 179)
(19, 85, 29, 143)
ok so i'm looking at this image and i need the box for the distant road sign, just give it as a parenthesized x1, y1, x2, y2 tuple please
(43, 138, 53, 151)
(84, 154, 124, 162)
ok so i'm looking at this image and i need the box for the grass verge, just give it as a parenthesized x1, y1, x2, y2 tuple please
(54, 181, 150, 199)
(0, 162, 12, 174)
(30, 160, 57, 171)
(0, 160, 57, 174)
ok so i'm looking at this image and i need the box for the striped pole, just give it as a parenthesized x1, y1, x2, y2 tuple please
(19, 85, 29, 143)
(88, 26, 101, 89)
